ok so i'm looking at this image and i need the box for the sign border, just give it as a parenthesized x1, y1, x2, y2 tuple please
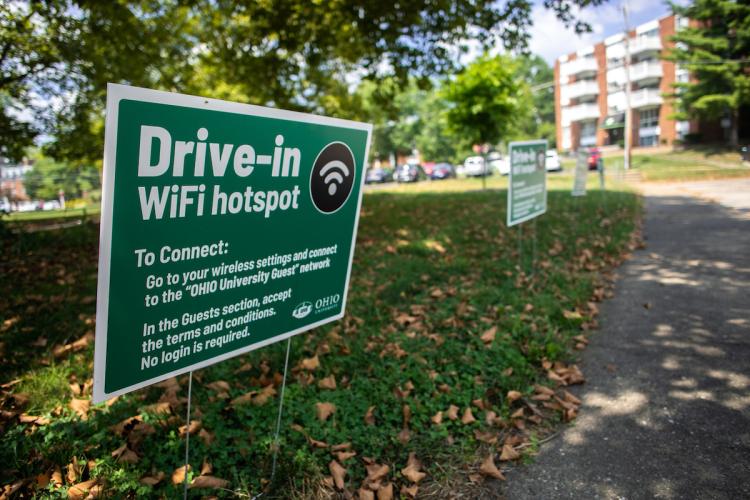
(506, 139, 548, 227)
(93, 83, 372, 403)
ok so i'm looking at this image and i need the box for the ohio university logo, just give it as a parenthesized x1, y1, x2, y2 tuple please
(309, 142, 356, 214)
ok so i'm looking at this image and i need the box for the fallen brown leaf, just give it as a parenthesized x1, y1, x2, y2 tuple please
(377, 482, 394, 500)
(67, 479, 100, 499)
(67, 457, 81, 484)
(318, 375, 337, 390)
(365, 463, 389, 482)
(18, 414, 50, 425)
(446, 405, 459, 420)
(190, 475, 229, 489)
(358, 487, 376, 499)
(51, 466, 63, 487)
(139, 472, 165, 486)
(364, 406, 376, 425)
(499, 444, 520, 461)
(171, 465, 192, 485)
(329, 460, 347, 490)
(480, 326, 497, 345)
(461, 408, 476, 424)
(474, 429, 498, 444)
(308, 436, 329, 448)
(506, 390, 522, 403)
(300, 355, 320, 370)
(479, 455, 505, 480)
(179, 420, 202, 438)
(315, 402, 336, 421)
(401, 484, 419, 498)
(562, 390, 581, 405)
(401, 453, 426, 483)
(111, 444, 140, 464)
(336, 451, 357, 462)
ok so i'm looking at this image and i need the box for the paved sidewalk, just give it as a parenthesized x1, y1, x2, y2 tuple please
(504, 181, 750, 499)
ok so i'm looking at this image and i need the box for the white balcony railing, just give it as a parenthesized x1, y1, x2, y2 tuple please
(629, 61, 663, 82)
(563, 80, 599, 100)
(631, 88, 663, 108)
(607, 91, 626, 113)
(561, 57, 598, 78)
(607, 60, 663, 87)
(630, 36, 662, 54)
(566, 103, 600, 122)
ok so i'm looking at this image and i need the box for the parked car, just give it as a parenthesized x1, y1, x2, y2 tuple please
(393, 164, 426, 183)
(545, 150, 562, 172)
(464, 156, 489, 177)
(365, 167, 393, 184)
(421, 162, 436, 177)
(486, 152, 509, 175)
(587, 148, 602, 170)
(430, 162, 456, 180)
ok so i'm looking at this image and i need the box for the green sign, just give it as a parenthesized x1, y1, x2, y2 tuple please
(93, 84, 371, 403)
(507, 140, 547, 227)
(572, 151, 588, 197)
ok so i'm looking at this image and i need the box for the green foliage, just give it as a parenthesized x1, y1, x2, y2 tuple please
(666, 0, 750, 145)
(23, 152, 99, 200)
(512, 55, 556, 147)
(3, 0, 606, 162)
(442, 54, 531, 146)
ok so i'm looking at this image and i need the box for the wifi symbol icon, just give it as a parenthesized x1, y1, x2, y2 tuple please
(310, 142, 356, 214)
(320, 160, 350, 196)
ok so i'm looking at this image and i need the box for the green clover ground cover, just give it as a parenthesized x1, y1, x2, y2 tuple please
(0, 186, 639, 498)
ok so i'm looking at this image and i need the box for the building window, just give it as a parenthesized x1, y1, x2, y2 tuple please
(639, 107, 659, 128)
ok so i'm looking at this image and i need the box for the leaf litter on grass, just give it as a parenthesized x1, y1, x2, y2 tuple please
(0, 187, 640, 497)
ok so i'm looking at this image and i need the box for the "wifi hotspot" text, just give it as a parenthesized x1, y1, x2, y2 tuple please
(135, 126, 302, 221)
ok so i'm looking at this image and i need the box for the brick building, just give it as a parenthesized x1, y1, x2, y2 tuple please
(0, 157, 34, 201)
(554, 14, 700, 152)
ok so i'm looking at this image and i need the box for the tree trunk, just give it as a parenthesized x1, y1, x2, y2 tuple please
(729, 109, 739, 148)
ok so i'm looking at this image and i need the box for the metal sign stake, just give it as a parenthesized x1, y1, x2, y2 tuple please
(183, 370, 193, 499)
(270, 337, 293, 483)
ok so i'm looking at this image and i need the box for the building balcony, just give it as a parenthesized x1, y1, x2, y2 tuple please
(566, 103, 600, 122)
(607, 60, 662, 86)
(629, 60, 662, 82)
(630, 36, 662, 55)
(561, 57, 598, 77)
(631, 88, 662, 108)
(563, 80, 600, 100)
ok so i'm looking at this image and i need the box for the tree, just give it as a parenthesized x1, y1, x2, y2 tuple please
(2, 0, 606, 162)
(1, 1, 198, 162)
(23, 151, 99, 200)
(513, 55, 556, 147)
(442, 54, 530, 148)
(666, 0, 750, 146)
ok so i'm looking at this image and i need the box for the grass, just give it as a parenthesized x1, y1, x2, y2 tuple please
(560, 146, 750, 182)
(0, 180, 640, 498)
(3, 206, 101, 223)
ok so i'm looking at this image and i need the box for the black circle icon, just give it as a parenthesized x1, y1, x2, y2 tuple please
(309, 142, 356, 214)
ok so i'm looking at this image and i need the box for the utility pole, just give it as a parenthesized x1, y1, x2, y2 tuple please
(622, 0, 632, 170)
